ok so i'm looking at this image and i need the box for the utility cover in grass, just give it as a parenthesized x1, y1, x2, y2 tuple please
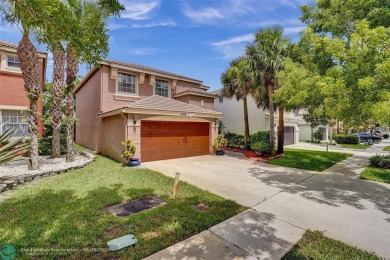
(107, 196, 166, 217)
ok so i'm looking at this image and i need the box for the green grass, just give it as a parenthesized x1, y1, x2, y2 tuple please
(341, 144, 369, 149)
(0, 152, 245, 259)
(268, 148, 351, 171)
(282, 230, 380, 260)
(383, 146, 390, 151)
(360, 167, 390, 184)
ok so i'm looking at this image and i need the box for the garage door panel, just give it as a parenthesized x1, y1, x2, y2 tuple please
(284, 126, 295, 146)
(141, 121, 210, 162)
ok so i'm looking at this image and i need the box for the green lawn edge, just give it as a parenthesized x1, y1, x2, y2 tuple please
(282, 230, 380, 259)
(341, 144, 369, 149)
(360, 167, 390, 184)
(0, 153, 245, 259)
(383, 146, 390, 151)
(268, 148, 352, 171)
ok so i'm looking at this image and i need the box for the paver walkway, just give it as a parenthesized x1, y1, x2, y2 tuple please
(144, 140, 390, 259)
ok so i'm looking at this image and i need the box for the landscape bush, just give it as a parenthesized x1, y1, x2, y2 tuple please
(369, 155, 390, 169)
(334, 134, 359, 144)
(383, 134, 389, 139)
(224, 131, 245, 147)
(252, 141, 271, 155)
(38, 135, 67, 156)
(250, 131, 270, 145)
(312, 130, 323, 143)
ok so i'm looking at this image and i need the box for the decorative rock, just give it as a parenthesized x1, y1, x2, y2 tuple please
(0, 184, 7, 192)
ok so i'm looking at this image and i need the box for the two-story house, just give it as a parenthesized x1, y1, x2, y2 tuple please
(75, 60, 221, 162)
(212, 89, 330, 144)
(0, 40, 47, 138)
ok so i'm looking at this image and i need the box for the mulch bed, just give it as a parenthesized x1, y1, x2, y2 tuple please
(223, 147, 284, 162)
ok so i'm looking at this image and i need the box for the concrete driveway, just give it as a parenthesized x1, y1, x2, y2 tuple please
(144, 141, 390, 258)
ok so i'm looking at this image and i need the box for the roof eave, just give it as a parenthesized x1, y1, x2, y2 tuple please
(98, 107, 223, 119)
(174, 91, 217, 99)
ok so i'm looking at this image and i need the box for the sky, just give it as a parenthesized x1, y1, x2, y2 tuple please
(0, 0, 315, 91)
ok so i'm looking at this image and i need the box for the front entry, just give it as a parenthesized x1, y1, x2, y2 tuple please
(141, 121, 210, 162)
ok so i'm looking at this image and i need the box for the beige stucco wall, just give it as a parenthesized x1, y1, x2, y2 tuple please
(75, 68, 102, 151)
(99, 114, 126, 162)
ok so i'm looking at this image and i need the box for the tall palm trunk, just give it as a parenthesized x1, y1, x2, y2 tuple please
(243, 96, 250, 149)
(277, 106, 285, 153)
(65, 46, 78, 162)
(51, 47, 65, 158)
(268, 84, 275, 155)
(17, 34, 40, 170)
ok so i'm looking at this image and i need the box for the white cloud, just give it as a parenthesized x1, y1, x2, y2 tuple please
(131, 21, 176, 28)
(211, 33, 254, 59)
(284, 26, 306, 35)
(128, 48, 157, 55)
(212, 34, 254, 47)
(121, 0, 160, 20)
(182, 5, 224, 24)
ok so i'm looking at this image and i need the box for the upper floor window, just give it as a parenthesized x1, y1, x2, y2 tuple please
(155, 79, 169, 97)
(1, 110, 28, 137)
(118, 72, 136, 94)
(7, 56, 20, 68)
(219, 97, 223, 103)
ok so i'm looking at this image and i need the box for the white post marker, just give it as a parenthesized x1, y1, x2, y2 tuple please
(173, 172, 180, 198)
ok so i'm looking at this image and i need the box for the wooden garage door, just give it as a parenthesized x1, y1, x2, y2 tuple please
(141, 121, 210, 162)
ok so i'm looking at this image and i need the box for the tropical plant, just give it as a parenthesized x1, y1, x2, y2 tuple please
(312, 130, 323, 143)
(217, 119, 225, 135)
(213, 134, 228, 152)
(121, 139, 136, 164)
(0, 127, 29, 164)
(221, 56, 253, 149)
(247, 26, 290, 155)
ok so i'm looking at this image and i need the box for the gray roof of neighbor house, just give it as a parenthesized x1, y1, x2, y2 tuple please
(210, 88, 222, 96)
(101, 59, 203, 83)
(100, 95, 223, 117)
(0, 40, 48, 56)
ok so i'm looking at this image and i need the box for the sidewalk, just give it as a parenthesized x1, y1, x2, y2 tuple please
(144, 140, 390, 259)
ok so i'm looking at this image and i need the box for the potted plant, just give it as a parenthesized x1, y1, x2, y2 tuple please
(252, 141, 270, 157)
(121, 139, 139, 166)
(213, 134, 228, 155)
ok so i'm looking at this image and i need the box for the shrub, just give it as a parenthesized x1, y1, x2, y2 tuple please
(250, 131, 270, 145)
(224, 131, 244, 147)
(334, 134, 359, 144)
(0, 126, 29, 164)
(43, 123, 66, 138)
(121, 139, 136, 164)
(38, 135, 67, 156)
(383, 134, 389, 139)
(213, 134, 228, 151)
(252, 141, 270, 155)
(369, 155, 390, 169)
(312, 130, 323, 142)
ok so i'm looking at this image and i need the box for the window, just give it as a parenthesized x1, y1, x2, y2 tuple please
(155, 79, 169, 97)
(7, 56, 20, 68)
(1, 110, 29, 137)
(118, 72, 136, 94)
(219, 97, 223, 103)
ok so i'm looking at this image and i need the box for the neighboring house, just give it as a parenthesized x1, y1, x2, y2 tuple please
(75, 60, 221, 162)
(212, 89, 330, 144)
(0, 40, 47, 138)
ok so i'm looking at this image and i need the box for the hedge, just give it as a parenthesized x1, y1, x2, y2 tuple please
(369, 155, 390, 169)
(334, 134, 359, 144)
(250, 131, 270, 144)
(38, 135, 67, 156)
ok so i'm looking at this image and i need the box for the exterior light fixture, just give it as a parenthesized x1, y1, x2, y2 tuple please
(133, 115, 138, 125)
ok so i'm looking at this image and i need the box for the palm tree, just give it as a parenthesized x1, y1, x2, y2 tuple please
(0, 1, 42, 169)
(221, 56, 254, 149)
(247, 26, 290, 154)
(51, 45, 66, 158)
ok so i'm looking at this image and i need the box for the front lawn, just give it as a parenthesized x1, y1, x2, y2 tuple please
(0, 152, 244, 259)
(268, 148, 351, 171)
(383, 146, 390, 151)
(360, 167, 390, 184)
(282, 230, 380, 259)
(341, 144, 369, 149)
